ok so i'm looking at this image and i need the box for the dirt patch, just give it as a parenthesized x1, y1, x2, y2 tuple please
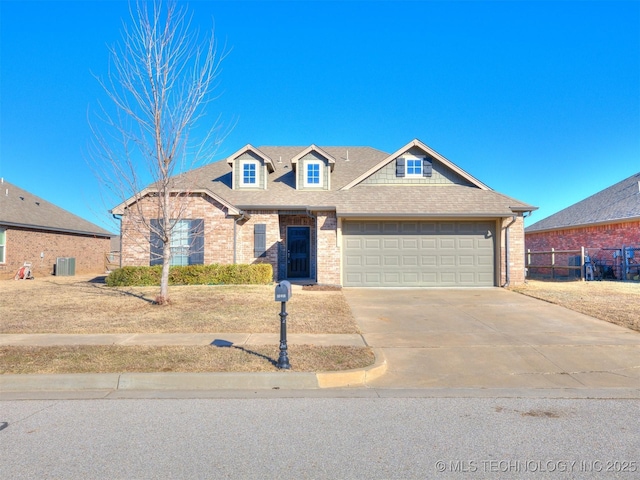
(0, 275, 358, 334)
(509, 280, 640, 332)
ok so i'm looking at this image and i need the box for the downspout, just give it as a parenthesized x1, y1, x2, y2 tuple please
(233, 211, 248, 264)
(502, 215, 517, 287)
(305, 208, 317, 282)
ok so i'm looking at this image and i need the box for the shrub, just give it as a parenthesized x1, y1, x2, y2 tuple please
(106, 263, 273, 287)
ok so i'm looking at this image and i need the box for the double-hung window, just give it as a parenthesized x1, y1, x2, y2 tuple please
(241, 161, 258, 186)
(304, 161, 321, 187)
(150, 219, 204, 266)
(0, 228, 6, 263)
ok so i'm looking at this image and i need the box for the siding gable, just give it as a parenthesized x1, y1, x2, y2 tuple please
(362, 154, 474, 186)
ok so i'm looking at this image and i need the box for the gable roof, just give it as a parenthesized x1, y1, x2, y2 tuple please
(0, 180, 112, 237)
(290, 144, 337, 172)
(225, 144, 275, 173)
(116, 140, 536, 218)
(526, 172, 640, 233)
(341, 138, 491, 190)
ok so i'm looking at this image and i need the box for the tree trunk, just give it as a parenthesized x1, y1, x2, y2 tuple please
(158, 239, 171, 304)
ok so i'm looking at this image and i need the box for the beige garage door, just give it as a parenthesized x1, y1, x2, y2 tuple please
(342, 220, 496, 287)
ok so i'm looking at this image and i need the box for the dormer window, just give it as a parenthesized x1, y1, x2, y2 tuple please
(226, 144, 275, 190)
(305, 161, 322, 187)
(241, 160, 258, 186)
(406, 155, 424, 177)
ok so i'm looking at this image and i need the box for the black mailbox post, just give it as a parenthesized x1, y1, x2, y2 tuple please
(275, 281, 292, 369)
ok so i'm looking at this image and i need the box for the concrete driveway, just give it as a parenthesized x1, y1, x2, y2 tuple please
(343, 288, 640, 389)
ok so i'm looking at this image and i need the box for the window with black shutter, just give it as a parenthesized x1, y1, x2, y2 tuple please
(254, 223, 267, 257)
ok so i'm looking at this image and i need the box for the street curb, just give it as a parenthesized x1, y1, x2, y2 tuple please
(317, 348, 387, 388)
(0, 350, 387, 392)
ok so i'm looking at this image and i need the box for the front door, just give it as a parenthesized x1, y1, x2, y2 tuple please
(287, 226, 310, 278)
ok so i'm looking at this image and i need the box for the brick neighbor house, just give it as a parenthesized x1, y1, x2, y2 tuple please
(112, 139, 537, 287)
(0, 179, 112, 279)
(525, 172, 640, 279)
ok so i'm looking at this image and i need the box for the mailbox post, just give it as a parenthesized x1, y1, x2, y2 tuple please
(274, 281, 292, 369)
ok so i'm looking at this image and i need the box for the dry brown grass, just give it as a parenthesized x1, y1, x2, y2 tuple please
(0, 345, 374, 374)
(510, 280, 640, 332)
(0, 275, 357, 334)
(0, 275, 372, 374)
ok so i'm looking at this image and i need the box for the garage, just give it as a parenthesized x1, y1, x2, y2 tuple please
(342, 220, 496, 287)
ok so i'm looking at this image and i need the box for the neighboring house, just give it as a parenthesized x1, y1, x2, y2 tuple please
(525, 172, 640, 277)
(112, 139, 536, 287)
(0, 179, 112, 279)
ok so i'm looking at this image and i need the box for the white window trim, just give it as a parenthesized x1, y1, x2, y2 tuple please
(404, 154, 425, 178)
(303, 160, 323, 187)
(240, 160, 260, 187)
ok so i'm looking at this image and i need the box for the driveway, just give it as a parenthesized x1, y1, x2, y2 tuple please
(343, 288, 640, 389)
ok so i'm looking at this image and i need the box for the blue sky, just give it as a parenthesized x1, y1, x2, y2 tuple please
(1, 0, 638, 233)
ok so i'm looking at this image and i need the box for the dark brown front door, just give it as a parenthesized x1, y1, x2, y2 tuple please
(287, 227, 310, 278)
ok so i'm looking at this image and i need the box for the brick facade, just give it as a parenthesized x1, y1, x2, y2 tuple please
(526, 221, 640, 252)
(525, 220, 640, 278)
(500, 215, 526, 286)
(0, 226, 110, 280)
(119, 193, 528, 287)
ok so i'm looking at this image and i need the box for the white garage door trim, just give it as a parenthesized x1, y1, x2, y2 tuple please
(342, 220, 496, 287)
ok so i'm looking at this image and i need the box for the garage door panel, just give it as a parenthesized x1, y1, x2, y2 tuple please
(421, 255, 437, 266)
(440, 238, 456, 249)
(365, 256, 380, 266)
(459, 255, 475, 266)
(440, 255, 456, 266)
(383, 238, 400, 249)
(383, 256, 399, 266)
(458, 238, 475, 249)
(402, 255, 418, 266)
(343, 220, 495, 287)
(402, 238, 418, 249)
(459, 272, 476, 283)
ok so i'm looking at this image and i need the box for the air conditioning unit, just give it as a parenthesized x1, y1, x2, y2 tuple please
(55, 257, 76, 276)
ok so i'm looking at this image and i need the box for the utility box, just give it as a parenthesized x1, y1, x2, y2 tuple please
(55, 257, 76, 276)
(275, 280, 292, 302)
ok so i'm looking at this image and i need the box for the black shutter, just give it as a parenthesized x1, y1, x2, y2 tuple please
(189, 219, 205, 265)
(396, 158, 405, 177)
(423, 158, 433, 177)
(254, 223, 266, 257)
(149, 219, 163, 266)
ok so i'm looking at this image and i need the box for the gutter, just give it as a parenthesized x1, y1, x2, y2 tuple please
(0, 221, 112, 239)
(233, 211, 249, 264)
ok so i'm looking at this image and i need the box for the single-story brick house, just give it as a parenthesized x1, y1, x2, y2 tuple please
(112, 139, 536, 287)
(0, 179, 112, 279)
(525, 172, 640, 278)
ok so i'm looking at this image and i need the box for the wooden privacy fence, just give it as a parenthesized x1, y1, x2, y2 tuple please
(526, 246, 640, 281)
(526, 247, 587, 280)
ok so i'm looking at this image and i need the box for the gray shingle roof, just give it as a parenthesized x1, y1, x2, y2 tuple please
(526, 172, 640, 233)
(121, 142, 535, 217)
(0, 180, 112, 237)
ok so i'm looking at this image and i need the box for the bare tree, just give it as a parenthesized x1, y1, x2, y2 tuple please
(90, 0, 228, 304)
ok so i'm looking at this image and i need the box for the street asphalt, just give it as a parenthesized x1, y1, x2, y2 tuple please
(2, 287, 639, 398)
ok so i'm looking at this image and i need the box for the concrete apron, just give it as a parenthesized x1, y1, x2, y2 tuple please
(343, 287, 640, 390)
